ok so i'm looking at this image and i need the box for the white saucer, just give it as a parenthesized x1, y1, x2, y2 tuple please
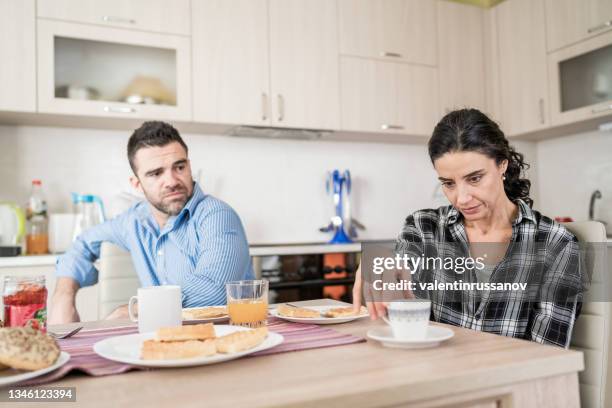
(367, 326, 454, 349)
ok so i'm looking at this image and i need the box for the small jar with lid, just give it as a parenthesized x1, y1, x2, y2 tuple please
(2, 275, 47, 331)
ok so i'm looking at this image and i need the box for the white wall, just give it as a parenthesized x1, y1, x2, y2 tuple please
(536, 129, 612, 232)
(3, 124, 519, 245)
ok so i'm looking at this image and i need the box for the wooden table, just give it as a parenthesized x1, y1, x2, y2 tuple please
(20, 299, 585, 407)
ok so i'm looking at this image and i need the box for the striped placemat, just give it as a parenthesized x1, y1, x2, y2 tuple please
(21, 317, 364, 386)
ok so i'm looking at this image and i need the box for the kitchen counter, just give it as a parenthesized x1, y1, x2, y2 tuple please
(40, 299, 583, 407)
(0, 242, 369, 268)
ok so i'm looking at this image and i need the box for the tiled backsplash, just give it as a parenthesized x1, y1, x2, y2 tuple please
(3, 124, 531, 244)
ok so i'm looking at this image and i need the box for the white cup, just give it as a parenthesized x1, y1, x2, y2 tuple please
(128, 285, 182, 333)
(382, 300, 432, 340)
(48, 213, 76, 253)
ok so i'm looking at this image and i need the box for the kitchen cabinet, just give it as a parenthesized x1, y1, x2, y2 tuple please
(545, 0, 612, 53)
(0, 0, 36, 112)
(36, 19, 192, 121)
(495, 0, 549, 136)
(340, 56, 439, 137)
(437, 1, 486, 114)
(192, 0, 339, 130)
(192, 0, 270, 126)
(37, 0, 190, 36)
(548, 29, 612, 126)
(338, 0, 437, 66)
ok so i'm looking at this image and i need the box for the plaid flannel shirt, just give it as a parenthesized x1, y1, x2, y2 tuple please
(395, 199, 584, 348)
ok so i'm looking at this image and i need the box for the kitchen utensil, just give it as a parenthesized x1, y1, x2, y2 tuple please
(49, 326, 83, 339)
(0, 201, 25, 248)
(71, 193, 106, 241)
(128, 286, 182, 334)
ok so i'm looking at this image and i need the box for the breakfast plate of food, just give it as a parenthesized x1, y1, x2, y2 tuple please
(0, 327, 70, 387)
(93, 323, 283, 368)
(270, 304, 369, 324)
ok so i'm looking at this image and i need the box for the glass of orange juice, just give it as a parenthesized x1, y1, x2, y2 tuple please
(226, 280, 269, 328)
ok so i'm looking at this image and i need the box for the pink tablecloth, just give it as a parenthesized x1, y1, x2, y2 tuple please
(21, 317, 365, 386)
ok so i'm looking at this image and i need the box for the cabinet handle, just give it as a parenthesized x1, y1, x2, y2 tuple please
(381, 124, 404, 130)
(103, 106, 136, 114)
(587, 20, 612, 34)
(538, 98, 545, 124)
(261, 93, 268, 121)
(592, 104, 612, 114)
(380, 51, 402, 58)
(102, 16, 136, 25)
(277, 94, 284, 122)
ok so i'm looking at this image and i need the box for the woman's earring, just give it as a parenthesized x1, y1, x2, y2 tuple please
(502, 174, 506, 180)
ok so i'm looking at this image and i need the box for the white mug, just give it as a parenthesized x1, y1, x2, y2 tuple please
(128, 285, 182, 333)
(382, 300, 432, 340)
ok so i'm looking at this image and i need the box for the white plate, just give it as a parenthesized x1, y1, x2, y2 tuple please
(270, 305, 369, 325)
(93, 325, 283, 368)
(182, 307, 229, 324)
(0, 351, 70, 387)
(367, 326, 454, 349)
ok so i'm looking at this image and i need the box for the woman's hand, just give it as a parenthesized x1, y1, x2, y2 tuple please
(352, 264, 388, 320)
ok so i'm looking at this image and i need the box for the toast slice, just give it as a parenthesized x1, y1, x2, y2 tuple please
(321, 306, 364, 318)
(156, 323, 216, 342)
(215, 327, 268, 354)
(141, 339, 216, 360)
(182, 307, 227, 320)
(276, 304, 320, 318)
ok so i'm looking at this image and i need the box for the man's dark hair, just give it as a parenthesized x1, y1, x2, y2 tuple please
(127, 121, 188, 174)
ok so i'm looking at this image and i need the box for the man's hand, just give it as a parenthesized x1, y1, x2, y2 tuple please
(48, 277, 80, 325)
(105, 304, 133, 320)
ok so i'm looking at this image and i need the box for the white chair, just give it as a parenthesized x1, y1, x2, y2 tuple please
(98, 242, 140, 319)
(565, 221, 609, 408)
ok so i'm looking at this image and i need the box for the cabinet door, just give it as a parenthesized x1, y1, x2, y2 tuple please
(338, 0, 437, 66)
(37, 20, 192, 121)
(269, 0, 340, 130)
(437, 1, 486, 114)
(340, 56, 438, 136)
(0, 0, 36, 112)
(192, 0, 270, 126)
(37, 0, 191, 36)
(496, 0, 549, 136)
(545, 0, 612, 53)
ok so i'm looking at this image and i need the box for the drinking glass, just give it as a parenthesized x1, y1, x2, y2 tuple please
(226, 280, 269, 328)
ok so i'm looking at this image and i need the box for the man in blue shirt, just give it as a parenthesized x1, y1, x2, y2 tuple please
(49, 121, 253, 324)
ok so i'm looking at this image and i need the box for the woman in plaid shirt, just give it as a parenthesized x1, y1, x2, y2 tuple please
(353, 108, 585, 348)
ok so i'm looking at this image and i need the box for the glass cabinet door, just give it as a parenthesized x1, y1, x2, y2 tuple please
(549, 29, 612, 126)
(37, 19, 191, 120)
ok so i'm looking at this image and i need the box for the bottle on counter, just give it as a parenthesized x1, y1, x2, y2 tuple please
(25, 179, 49, 255)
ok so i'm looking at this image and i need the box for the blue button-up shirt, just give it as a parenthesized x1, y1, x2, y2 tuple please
(55, 183, 253, 307)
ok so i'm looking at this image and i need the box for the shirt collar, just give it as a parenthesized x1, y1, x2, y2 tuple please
(445, 199, 535, 227)
(135, 182, 206, 233)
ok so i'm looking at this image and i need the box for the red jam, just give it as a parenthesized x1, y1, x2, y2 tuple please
(3, 283, 47, 332)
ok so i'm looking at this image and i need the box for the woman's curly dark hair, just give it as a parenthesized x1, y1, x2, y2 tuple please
(428, 108, 533, 207)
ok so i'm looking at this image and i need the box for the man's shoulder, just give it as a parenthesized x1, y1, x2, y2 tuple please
(191, 194, 241, 222)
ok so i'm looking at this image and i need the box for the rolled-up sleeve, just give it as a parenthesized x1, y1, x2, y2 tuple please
(55, 214, 130, 287)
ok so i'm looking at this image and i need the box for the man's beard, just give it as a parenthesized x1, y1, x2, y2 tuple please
(144, 185, 191, 216)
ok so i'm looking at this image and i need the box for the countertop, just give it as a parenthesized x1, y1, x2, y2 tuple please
(39, 299, 583, 407)
(0, 242, 367, 268)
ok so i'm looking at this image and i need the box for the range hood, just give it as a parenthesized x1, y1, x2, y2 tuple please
(226, 125, 332, 141)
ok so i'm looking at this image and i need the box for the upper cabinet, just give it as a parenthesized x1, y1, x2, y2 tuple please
(340, 56, 439, 136)
(37, 0, 191, 36)
(192, 0, 340, 130)
(37, 19, 192, 120)
(0, 0, 36, 112)
(436, 1, 486, 114)
(338, 0, 437, 66)
(548, 29, 612, 126)
(545, 0, 612, 53)
(192, 0, 270, 126)
(495, 0, 549, 136)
